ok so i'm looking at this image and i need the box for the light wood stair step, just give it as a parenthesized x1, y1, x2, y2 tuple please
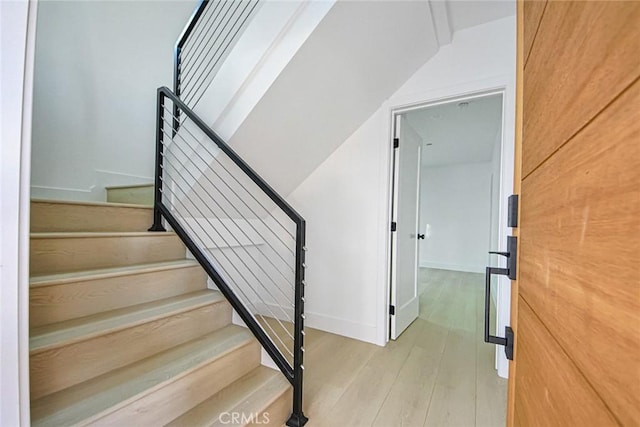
(167, 366, 292, 427)
(31, 325, 260, 427)
(30, 231, 185, 275)
(30, 199, 154, 232)
(29, 260, 207, 327)
(30, 290, 231, 400)
(106, 183, 154, 206)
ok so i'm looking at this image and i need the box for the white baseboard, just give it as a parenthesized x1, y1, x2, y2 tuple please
(419, 261, 484, 274)
(30, 184, 103, 202)
(31, 169, 153, 203)
(261, 349, 278, 370)
(252, 301, 379, 345)
(230, 310, 284, 370)
(94, 169, 153, 188)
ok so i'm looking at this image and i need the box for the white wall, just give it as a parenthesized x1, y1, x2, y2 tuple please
(1, 0, 36, 424)
(285, 15, 516, 356)
(227, 0, 439, 197)
(194, 0, 334, 141)
(419, 162, 492, 273)
(31, 1, 195, 201)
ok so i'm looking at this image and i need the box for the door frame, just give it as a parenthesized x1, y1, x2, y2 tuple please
(383, 80, 515, 378)
(1, 0, 38, 424)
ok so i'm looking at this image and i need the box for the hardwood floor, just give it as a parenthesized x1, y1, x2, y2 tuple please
(303, 268, 507, 427)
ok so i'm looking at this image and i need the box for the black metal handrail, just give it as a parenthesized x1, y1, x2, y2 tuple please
(173, 0, 259, 129)
(150, 86, 308, 427)
(172, 0, 209, 133)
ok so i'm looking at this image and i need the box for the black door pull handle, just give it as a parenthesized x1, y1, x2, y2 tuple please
(483, 236, 517, 361)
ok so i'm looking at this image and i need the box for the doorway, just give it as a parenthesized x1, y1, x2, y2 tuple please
(387, 91, 509, 421)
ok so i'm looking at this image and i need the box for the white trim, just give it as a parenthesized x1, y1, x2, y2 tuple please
(31, 169, 154, 202)
(380, 75, 516, 378)
(253, 301, 379, 345)
(30, 184, 97, 202)
(231, 309, 283, 370)
(306, 309, 378, 345)
(0, 0, 37, 424)
(260, 348, 278, 371)
(94, 169, 153, 186)
(18, 2, 36, 417)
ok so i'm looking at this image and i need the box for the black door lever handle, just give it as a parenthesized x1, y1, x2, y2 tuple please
(417, 234, 425, 240)
(489, 250, 510, 257)
(486, 236, 517, 280)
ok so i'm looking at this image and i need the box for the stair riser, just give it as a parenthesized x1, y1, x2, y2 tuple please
(31, 202, 153, 232)
(107, 186, 154, 206)
(30, 266, 207, 328)
(30, 301, 232, 400)
(30, 235, 185, 275)
(89, 342, 260, 426)
(247, 388, 292, 427)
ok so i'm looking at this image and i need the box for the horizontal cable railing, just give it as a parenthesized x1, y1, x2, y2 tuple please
(150, 87, 307, 427)
(174, 0, 260, 112)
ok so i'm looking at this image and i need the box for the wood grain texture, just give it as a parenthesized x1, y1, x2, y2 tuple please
(92, 340, 259, 426)
(507, 2, 525, 426)
(514, 300, 618, 426)
(167, 366, 292, 427)
(30, 261, 207, 327)
(30, 199, 153, 232)
(252, 384, 291, 427)
(30, 232, 186, 275)
(30, 292, 231, 400)
(522, 0, 546, 67)
(422, 280, 476, 427)
(519, 81, 640, 425)
(31, 326, 259, 426)
(299, 269, 506, 427)
(522, 1, 640, 177)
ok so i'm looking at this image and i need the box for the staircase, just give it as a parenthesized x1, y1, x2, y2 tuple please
(29, 199, 291, 426)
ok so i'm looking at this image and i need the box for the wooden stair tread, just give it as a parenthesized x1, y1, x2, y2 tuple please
(31, 326, 255, 427)
(167, 366, 291, 426)
(30, 290, 224, 353)
(30, 259, 200, 288)
(31, 199, 153, 210)
(30, 231, 175, 239)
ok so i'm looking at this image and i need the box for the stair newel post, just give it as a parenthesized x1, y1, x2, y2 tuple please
(287, 219, 308, 427)
(149, 88, 166, 232)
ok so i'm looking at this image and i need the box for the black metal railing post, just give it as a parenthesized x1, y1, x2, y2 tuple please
(149, 88, 166, 232)
(287, 219, 308, 427)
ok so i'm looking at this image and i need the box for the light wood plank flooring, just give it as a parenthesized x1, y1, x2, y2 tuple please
(302, 268, 506, 427)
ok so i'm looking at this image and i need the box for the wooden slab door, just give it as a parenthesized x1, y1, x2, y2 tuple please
(509, 1, 640, 425)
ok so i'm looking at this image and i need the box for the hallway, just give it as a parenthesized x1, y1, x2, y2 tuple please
(303, 268, 507, 426)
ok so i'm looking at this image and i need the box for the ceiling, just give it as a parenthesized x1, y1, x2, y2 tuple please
(403, 93, 503, 167)
(446, 1, 516, 33)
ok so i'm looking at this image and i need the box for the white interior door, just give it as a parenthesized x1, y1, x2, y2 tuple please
(390, 115, 422, 339)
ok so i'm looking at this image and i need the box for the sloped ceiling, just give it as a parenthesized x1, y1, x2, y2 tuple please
(227, 1, 439, 196)
(227, 0, 515, 196)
